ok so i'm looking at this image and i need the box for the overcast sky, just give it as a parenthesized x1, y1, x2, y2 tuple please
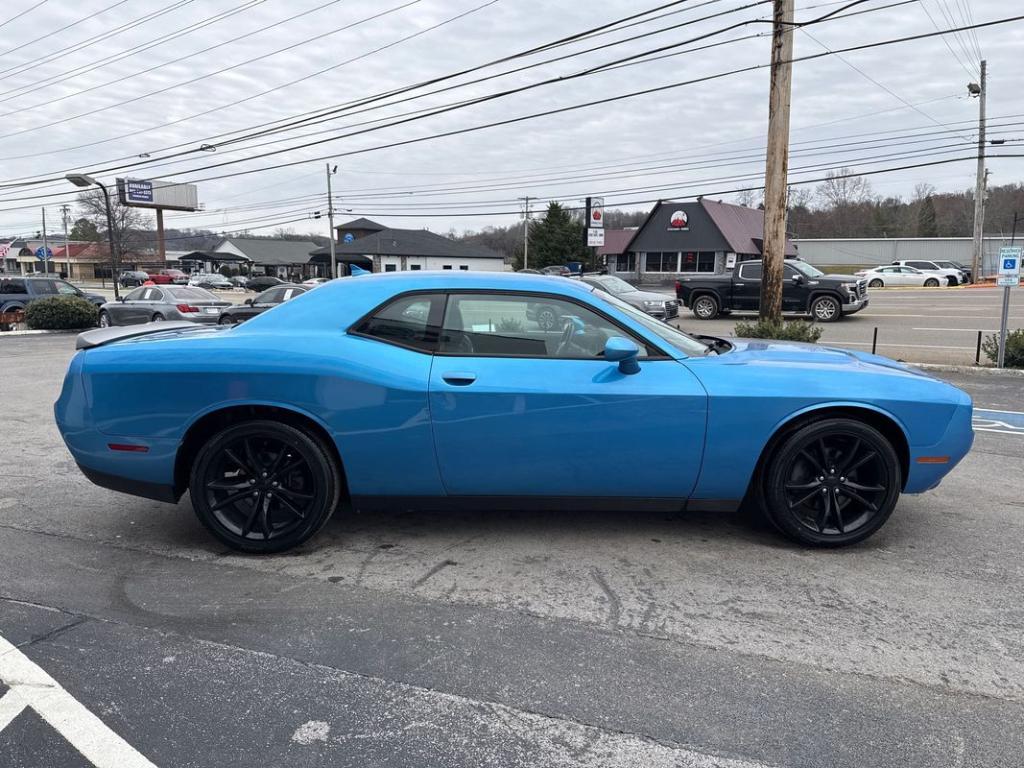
(0, 0, 1021, 241)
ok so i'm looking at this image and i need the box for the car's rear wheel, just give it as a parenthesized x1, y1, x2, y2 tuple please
(218, 315, 235, 325)
(868, 278, 883, 288)
(691, 294, 719, 320)
(98, 311, 112, 328)
(810, 295, 841, 322)
(924, 278, 940, 287)
(190, 420, 341, 553)
(535, 305, 559, 331)
(151, 313, 164, 322)
(760, 418, 900, 547)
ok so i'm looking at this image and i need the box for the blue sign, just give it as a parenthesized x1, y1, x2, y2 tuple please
(34, 246, 53, 261)
(343, 233, 354, 243)
(1004, 258, 1017, 271)
(126, 179, 153, 203)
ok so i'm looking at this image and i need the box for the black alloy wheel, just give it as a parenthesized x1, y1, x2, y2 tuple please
(190, 421, 342, 553)
(691, 295, 719, 320)
(761, 418, 900, 547)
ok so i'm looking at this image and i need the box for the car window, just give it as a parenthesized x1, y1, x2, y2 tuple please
(789, 261, 825, 277)
(124, 287, 146, 301)
(738, 263, 761, 280)
(168, 286, 215, 301)
(439, 293, 644, 359)
(54, 281, 80, 295)
(33, 280, 59, 295)
(353, 293, 443, 353)
(282, 288, 303, 301)
(0, 278, 27, 294)
(257, 288, 284, 304)
(907, 261, 933, 269)
(141, 288, 163, 301)
(589, 276, 636, 294)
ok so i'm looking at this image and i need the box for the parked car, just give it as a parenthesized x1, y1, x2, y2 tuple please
(1, 275, 106, 312)
(853, 265, 942, 288)
(540, 265, 571, 277)
(891, 260, 966, 286)
(580, 274, 679, 320)
(516, 268, 543, 274)
(932, 260, 972, 283)
(57, 271, 972, 554)
(118, 270, 149, 287)
(218, 284, 308, 324)
(229, 275, 250, 288)
(189, 273, 234, 290)
(98, 285, 231, 327)
(676, 259, 869, 322)
(148, 268, 188, 285)
(245, 275, 284, 293)
(301, 278, 329, 288)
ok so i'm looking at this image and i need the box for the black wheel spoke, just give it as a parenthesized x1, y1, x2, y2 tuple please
(243, 438, 263, 474)
(789, 486, 822, 508)
(798, 449, 822, 472)
(843, 480, 885, 493)
(838, 486, 877, 511)
(239, 494, 261, 537)
(786, 480, 819, 491)
(832, 489, 845, 533)
(276, 486, 314, 502)
(223, 447, 253, 476)
(839, 438, 862, 474)
(209, 488, 254, 512)
(815, 489, 832, 533)
(817, 438, 830, 470)
(276, 492, 306, 520)
(206, 478, 249, 491)
(845, 450, 878, 475)
(259, 498, 272, 540)
(269, 459, 304, 483)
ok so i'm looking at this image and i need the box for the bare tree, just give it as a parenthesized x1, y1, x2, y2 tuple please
(76, 191, 152, 259)
(815, 168, 873, 209)
(735, 188, 763, 208)
(911, 182, 937, 203)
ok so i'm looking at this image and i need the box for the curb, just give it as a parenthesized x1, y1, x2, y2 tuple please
(911, 362, 1024, 376)
(0, 329, 83, 337)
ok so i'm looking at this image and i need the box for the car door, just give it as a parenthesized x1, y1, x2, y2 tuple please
(781, 265, 810, 311)
(427, 291, 707, 499)
(116, 287, 149, 324)
(894, 267, 920, 286)
(731, 262, 761, 310)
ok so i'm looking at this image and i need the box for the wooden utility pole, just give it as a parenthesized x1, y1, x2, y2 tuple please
(760, 0, 794, 322)
(970, 60, 987, 281)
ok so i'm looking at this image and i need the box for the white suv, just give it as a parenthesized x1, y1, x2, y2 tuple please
(891, 260, 966, 286)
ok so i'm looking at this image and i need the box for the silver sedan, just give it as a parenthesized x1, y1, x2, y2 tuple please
(580, 275, 679, 319)
(98, 285, 232, 327)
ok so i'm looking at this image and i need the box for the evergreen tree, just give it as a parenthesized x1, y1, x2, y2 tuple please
(916, 195, 938, 237)
(527, 201, 588, 268)
(69, 218, 99, 241)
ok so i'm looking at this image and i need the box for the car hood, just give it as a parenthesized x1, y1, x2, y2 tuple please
(719, 338, 935, 378)
(617, 289, 671, 303)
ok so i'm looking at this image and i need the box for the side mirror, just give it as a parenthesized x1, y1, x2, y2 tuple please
(604, 336, 641, 375)
(244, 298, 253, 305)
(791, 274, 804, 284)
(118, 295, 126, 302)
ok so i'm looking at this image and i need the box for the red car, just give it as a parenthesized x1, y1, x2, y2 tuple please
(149, 269, 188, 285)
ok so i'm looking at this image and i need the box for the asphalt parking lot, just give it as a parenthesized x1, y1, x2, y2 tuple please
(1, 334, 1023, 767)
(665, 285, 1024, 365)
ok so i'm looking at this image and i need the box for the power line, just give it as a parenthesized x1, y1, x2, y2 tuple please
(0, 0, 50, 34)
(916, 0, 975, 78)
(0, 0, 130, 59)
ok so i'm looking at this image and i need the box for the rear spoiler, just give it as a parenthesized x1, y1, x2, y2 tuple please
(76, 322, 197, 350)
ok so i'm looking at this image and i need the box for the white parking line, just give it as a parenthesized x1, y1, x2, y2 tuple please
(912, 327, 999, 333)
(0, 631, 157, 767)
(827, 341, 976, 351)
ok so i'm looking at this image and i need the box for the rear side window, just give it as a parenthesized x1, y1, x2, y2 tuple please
(353, 293, 443, 353)
(33, 280, 59, 295)
(907, 261, 934, 269)
(0, 279, 27, 294)
(738, 263, 762, 280)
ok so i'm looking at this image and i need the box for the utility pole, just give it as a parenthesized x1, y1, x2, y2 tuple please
(41, 208, 50, 275)
(760, 0, 794, 322)
(518, 196, 531, 270)
(326, 163, 338, 278)
(970, 60, 987, 281)
(61, 205, 71, 279)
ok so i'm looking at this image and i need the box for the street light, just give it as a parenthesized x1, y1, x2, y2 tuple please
(66, 173, 120, 299)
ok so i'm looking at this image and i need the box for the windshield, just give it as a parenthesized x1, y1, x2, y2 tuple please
(594, 290, 710, 356)
(935, 261, 957, 269)
(591, 276, 637, 295)
(169, 286, 218, 300)
(789, 261, 825, 278)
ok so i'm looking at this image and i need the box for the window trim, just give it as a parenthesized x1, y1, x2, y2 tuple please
(348, 288, 672, 359)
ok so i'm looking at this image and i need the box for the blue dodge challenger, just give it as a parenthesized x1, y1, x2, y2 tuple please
(55, 272, 973, 553)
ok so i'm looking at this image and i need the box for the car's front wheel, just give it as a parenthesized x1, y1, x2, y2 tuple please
(946, 275, 959, 286)
(760, 418, 901, 547)
(190, 420, 342, 553)
(691, 294, 719, 320)
(535, 305, 559, 331)
(98, 311, 112, 328)
(810, 295, 841, 322)
(924, 278, 940, 288)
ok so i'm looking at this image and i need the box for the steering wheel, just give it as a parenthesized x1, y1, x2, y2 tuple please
(449, 332, 474, 355)
(555, 320, 575, 357)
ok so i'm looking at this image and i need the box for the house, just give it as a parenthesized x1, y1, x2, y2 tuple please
(213, 237, 321, 279)
(309, 218, 506, 273)
(611, 199, 797, 282)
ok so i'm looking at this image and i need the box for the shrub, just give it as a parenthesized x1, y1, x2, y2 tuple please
(733, 318, 823, 343)
(495, 317, 524, 333)
(24, 296, 98, 330)
(981, 329, 1024, 368)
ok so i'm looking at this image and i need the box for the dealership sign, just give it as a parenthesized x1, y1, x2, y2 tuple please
(117, 177, 199, 212)
(669, 210, 689, 230)
(125, 179, 153, 204)
(586, 196, 604, 228)
(587, 228, 605, 247)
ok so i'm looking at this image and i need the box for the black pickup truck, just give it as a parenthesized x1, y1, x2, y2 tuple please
(675, 259, 869, 322)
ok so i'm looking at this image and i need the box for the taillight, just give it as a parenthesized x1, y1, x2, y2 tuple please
(176, 304, 199, 313)
(674, 281, 681, 292)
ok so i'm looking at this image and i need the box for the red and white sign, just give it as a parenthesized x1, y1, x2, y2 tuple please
(669, 210, 688, 230)
(588, 197, 604, 228)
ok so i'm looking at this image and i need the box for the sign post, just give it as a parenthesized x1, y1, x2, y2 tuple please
(996, 246, 1021, 368)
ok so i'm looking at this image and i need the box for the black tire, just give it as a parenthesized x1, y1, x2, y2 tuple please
(218, 315, 235, 325)
(151, 313, 164, 322)
(946, 275, 958, 286)
(535, 304, 559, 331)
(189, 420, 342, 553)
(868, 278, 884, 288)
(691, 294, 719, 320)
(760, 418, 901, 547)
(924, 278, 939, 288)
(810, 295, 841, 322)
(98, 310, 112, 328)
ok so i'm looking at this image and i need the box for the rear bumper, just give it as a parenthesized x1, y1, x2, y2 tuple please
(77, 463, 179, 503)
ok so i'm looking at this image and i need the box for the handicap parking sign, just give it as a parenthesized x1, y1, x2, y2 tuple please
(1004, 257, 1018, 270)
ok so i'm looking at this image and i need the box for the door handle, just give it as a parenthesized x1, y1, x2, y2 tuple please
(442, 371, 477, 386)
